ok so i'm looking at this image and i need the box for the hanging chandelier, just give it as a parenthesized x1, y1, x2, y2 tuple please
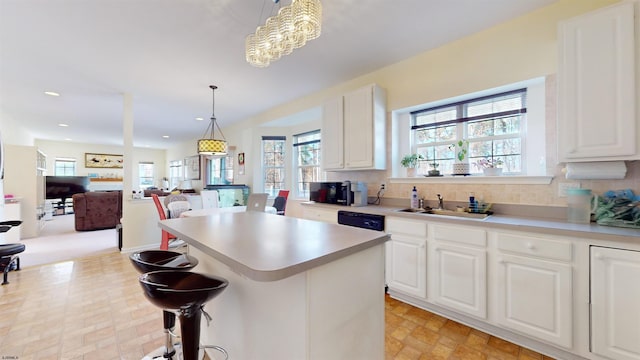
(197, 85, 228, 155)
(245, 0, 322, 68)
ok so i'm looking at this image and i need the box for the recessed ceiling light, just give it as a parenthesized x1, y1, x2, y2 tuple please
(162, 135, 170, 139)
(64, 138, 72, 141)
(58, 123, 69, 127)
(195, 117, 204, 121)
(44, 91, 60, 97)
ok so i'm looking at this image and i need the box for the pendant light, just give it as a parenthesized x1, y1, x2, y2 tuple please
(197, 85, 228, 155)
(245, 0, 322, 67)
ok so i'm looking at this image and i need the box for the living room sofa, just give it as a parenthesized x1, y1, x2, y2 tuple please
(72, 191, 122, 231)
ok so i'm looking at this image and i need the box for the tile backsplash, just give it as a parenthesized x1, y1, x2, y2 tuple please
(328, 161, 639, 208)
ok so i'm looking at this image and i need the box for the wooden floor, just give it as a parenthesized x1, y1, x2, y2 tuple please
(1, 251, 553, 359)
(385, 296, 554, 360)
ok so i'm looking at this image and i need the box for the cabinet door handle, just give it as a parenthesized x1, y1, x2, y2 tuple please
(526, 242, 535, 250)
(420, 243, 426, 249)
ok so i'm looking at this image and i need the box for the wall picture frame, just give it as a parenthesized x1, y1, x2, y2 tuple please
(85, 153, 123, 168)
(184, 155, 201, 180)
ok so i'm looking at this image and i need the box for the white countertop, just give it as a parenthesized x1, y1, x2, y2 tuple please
(180, 206, 277, 217)
(303, 202, 640, 243)
(158, 211, 389, 281)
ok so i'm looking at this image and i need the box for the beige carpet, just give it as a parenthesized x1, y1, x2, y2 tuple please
(18, 214, 119, 268)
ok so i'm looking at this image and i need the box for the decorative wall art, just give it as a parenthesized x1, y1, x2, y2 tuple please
(85, 153, 123, 168)
(185, 155, 201, 180)
(238, 152, 245, 175)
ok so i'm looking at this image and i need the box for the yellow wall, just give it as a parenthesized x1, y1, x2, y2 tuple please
(212, 0, 639, 215)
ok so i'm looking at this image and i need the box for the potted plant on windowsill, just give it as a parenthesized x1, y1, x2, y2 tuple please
(475, 157, 504, 176)
(427, 162, 440, 176)
(449, 139, 470, 175)
(401, 154, 424, 177)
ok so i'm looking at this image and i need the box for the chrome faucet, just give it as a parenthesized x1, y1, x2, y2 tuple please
(436, 194, 444, 210)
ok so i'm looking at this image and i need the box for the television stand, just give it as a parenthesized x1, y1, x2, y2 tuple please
(52, 198, 74, 216)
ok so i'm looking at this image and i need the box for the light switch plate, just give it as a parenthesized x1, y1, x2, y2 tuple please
(558, 182, 580, 197)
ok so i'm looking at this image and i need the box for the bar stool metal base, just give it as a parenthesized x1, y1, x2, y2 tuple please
(140, 343, 205, 360)
(0, 243, 25, 285)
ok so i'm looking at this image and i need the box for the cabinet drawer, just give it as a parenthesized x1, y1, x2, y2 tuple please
(433, 224, 486, 247)
(496, 233, 572, 262)
(303, 209, 337, 224)
(386, 218, 428, 238)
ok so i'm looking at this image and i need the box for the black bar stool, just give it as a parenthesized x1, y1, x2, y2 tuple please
(130, 250, 199, 359)
(139, 270, 228, 360)
(0, 220, 25, 285)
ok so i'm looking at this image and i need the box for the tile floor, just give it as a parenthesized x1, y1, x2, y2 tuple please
(385, 296, 554, 360)
(1, 251, 554, 359)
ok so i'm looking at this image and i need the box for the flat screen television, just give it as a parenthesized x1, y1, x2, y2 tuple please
(45, 176, 90, 202)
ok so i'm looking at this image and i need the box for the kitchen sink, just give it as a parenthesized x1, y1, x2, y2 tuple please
(396, 208, 428, 213)
(396, 208, 491, 220)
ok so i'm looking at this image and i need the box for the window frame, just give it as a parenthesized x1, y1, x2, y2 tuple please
(262, 136, 286, 197)
(293, 130, 321, 198)
(411, 88, 527, 175)
(54, 158, 76, 176)
(138, 161, 155, 190)
(169, 160, 183, 190)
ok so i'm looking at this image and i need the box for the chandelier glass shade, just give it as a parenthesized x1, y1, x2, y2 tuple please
(198, 85, 228, 156)
(246, 0, 322, 67)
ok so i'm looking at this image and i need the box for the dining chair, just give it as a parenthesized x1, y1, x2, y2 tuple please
(151, 193, 176, 250)
(163, 193, 189, 207)
(275, 190, 289, 215)
(246, 193, 268, 212)
(167, 200, 191, 219)
(272, 196, 287, 216)
(201, 190, 220, 209)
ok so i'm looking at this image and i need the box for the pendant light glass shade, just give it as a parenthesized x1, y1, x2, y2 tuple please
(197, 138, 227, 155)
(245, 0, 321, 67)
(198, 85, 228, 155)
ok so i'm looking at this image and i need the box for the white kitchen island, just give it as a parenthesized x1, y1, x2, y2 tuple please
(158, 212, 389, 360)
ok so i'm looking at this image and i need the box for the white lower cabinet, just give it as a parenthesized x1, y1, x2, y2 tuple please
(493, 232, 573, 349)
(382, 215, 640, 360)
(430, 224, 487, 319)
(591, 246, 640, 360)
(385, 217, 427, 298)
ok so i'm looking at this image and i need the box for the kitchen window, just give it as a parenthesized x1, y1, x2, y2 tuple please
(262, 136, 286, 196)
(293, 130, 321, 198)
(411, 88, 526, 175)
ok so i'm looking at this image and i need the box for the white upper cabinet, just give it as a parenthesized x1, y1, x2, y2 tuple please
(321, 96, 344, 170)
(322, 84, 387, 170)
(558, 2, 638, 162)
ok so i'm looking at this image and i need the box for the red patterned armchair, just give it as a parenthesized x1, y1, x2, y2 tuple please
(72, 191, 122, 231)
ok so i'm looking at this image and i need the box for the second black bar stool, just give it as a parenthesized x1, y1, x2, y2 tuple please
(130, 250, 199, 359)
(139, 270, 228, 360)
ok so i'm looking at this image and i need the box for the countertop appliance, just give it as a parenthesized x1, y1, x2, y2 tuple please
(337, 210, 385, 232)
(310, 181, 368, 207)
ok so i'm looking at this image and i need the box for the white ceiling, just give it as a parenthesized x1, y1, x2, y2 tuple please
(0, 0, 556, 149)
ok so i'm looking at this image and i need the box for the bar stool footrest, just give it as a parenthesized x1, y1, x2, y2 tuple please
(202, 345, 229, 360)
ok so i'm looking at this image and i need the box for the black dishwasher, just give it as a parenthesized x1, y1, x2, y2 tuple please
(337, 210, 385, 232)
